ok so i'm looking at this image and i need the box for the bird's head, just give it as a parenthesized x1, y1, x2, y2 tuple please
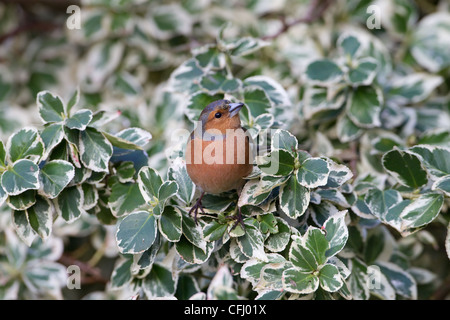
(199, 100, 244, 134)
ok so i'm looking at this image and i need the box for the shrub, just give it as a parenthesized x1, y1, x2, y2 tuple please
(0, 0, 449, 300)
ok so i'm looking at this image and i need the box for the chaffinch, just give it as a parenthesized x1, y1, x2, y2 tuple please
(185, 99, 254, 227)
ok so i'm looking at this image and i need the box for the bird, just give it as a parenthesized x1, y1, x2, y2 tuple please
(185, 99, 254, 228)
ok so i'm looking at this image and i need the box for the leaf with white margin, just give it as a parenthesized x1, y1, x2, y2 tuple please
(241, 253, 286, 286)
(347, 57, 378, 86)
(175, 235, 214, 264)
(168, 157, 194, 205)
(64, 109, 93, 130)
(115, 127, 152, 149)
(323, 210, 348, 258)
(237, 222, 268, 262)
(264, 217, 291, 253)
(388, 73, 443, 104)
(305, 59, 343, 85)
(108, 182, 145, 217)
(79, 127, 113, 173)
(409, 145, 450, 179)
(279, 174, 310, 219)
(319, 264, 344, 292)
(243, 75, 292, 107)
(288, 235, 318, 272)
(324, 161, 353, 188)
(367, 265, 395, 300)
(382, 148, 428, 188)
(282, 267, 319, 294)
(432, 174, 450, 197)
(346, 86, 383, 128)
(1, 159, 40, 196)
(55, 186, 86, 223)
(303, 227, 329, 266)
(143, 263, 176, 299)
(12, 210, 36, 246)
(376, 261, 417, 299)
(7, 127, 44, 163)
(159, 205, 182, 242)
(27, 196, 53, 240)
(36, 90, 65, 123)
(400, 192, 444, 234)
(297, 157, 330, 188)
(271, 129, 298, 156)
(40, 123, 64, 160)
(38, 160, 75, 199)
(116, 210, 157, 254)
(445, 222, 450, 260)
(137, 166, 163, 203)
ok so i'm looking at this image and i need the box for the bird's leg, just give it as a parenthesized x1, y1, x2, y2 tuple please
(189, 191, 205, 225)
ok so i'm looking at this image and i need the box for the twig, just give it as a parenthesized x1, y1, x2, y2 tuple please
(430, 278, 450, 300)
(0, 21, 59, 44)
(58, 254, 109, 285)
(262, 0, 334, 40)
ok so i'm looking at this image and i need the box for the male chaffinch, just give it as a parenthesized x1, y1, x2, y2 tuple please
(185, 99, 254, 227)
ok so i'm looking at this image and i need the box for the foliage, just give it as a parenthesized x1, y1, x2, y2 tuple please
(0, 0, 449, 300)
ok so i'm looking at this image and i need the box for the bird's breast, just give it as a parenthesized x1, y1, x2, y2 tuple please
(185, 129, 254, 194)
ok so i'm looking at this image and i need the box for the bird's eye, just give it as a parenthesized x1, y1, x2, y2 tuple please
(214, 112, 222, 118)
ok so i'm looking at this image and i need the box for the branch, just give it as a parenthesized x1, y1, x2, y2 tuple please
(262, 0, 334, 41)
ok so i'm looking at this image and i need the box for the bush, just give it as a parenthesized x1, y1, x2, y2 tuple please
(0, 0, 449, 300)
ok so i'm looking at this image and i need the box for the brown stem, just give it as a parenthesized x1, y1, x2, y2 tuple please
(262, 0, 334, 40)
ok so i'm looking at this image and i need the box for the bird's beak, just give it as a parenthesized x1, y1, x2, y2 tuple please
(229, 103, 244, 118)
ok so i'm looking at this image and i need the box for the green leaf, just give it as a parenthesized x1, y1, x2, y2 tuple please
(382, 148, 428, 188)
(12, 210, 36, 246)
(56, 186, 85, 223)
(38, 160, 75, 199)
(137, 166, 163, 203)
(116, 161, 135, 183)
(168, 58, 204, 93)
(271, 129, 298, 156)
(289, 236, 319, 272)
(243, 87, 272, 117)
(236, 222, 268, 262)
(168, 157, 195, 205)
(258, 149, 295, 176)
(346, 86, 383, 128)
(116, 211, 157, 254)
(203, 220, 228, 241)
(40, 123, 64, 159)
(364, 188, 402, 221)
(347, 58, 378, 86)
(336, 113, 364, 143)
(282, 267, 319, 294)
(305, 59, 343, 84)
(108, 182, 145, 217)
(338, 34, 362, 58)
(228, 37, 269, 56)
(432, 174, 450, 197)
(323, 211, 348, 258)
(324, 162, 353, 188)
(36, 91, 65, 123)
(66, 87, 80, 114)
(376, 261, 417, 299)
(264, 218, 291, 253)
(409, 145, 450, 178)
(303, 227, 329, 266)
(1, 159, 40, 196)
(410, 12, 450, 72)
(175, 235, 214, 264)
(7, 127, 44, 163)
(159, 205, 182, 242)
(0, 140, 6, 167)
(303, 86, 346, 120)
(347, 258, 370, 300)
(6, 190, 35, 210)
(118, 128, 152, 148)
(64, 109, 93, 130)
(279, 174, 310, 219)
(296, 157, 330, 188)
(27, 196, 53, 240)
(400, 192, 444, 233)
(79, 127, 113, 172)
(319, 264, 344, 292)
(154, 181, 178, 215)
(388, 73, 443, 104)
(143, 263, 176, 299)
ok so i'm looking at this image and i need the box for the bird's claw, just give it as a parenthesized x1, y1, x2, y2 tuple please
(189, 196, 205, 225)
(226, 207, 245, 231)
